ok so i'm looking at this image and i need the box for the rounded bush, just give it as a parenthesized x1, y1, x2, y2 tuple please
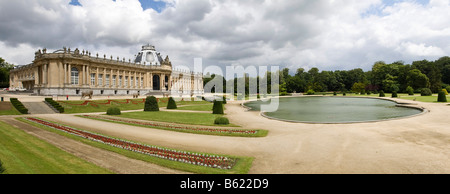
(212, 100, 224, 114)
(406, 86, 414, 96)
(166, 97, 177, 109)
(214, 116, 229, 125)
(144, 96, 159, 111)
(306, 89, 315, 95)
(379, 90, 385, 97)
(107, 107, 121, 115)
(437, 91, 447, 102)
(420, 88, 432, 96)
(391, 91, 398, 98)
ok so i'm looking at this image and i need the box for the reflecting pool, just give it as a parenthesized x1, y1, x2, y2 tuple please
(244, 97, 424, 123)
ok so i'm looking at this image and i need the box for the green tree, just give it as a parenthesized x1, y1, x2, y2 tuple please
(0, 57, 15, 88)
(351, 82, 366, 93)
(406, 69, 430, 90)
(412, 59, 442, 92)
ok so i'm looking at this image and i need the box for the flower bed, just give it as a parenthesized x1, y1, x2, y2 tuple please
(81, 114, 259, 136)
(24, 117, 237, 170)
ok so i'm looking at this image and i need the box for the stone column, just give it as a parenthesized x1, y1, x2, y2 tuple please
(68, 64, 71, 85)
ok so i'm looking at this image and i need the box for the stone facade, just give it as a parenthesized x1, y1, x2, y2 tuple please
(9, 45, 203, 96)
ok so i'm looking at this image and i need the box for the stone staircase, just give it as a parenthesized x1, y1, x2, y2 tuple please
(22, 102, 58, 114)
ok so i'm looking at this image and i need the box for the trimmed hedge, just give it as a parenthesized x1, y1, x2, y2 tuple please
(406, 86, 414, 96)
(391, 91, 398, 98)
(45, 98, 64, 113)
(421, 88, 432, 96)
(10, 98, 28, 114)
(212, 100, 224, 114)
(214, 116, 229, 125)
(144, 96, 159, 111)
(107, 107, 121, 115)
(379, 90, 385, 97)
(306, 89, 315, 95)
(166, 97, 177, 109)
(437, 91, 447, 102)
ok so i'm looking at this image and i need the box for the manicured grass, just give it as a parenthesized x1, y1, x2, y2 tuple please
(18, 118, 254, 174)
(328, 93, 449, 103)
(0, 120, 113, 174)
(399, 95, 449, 103)
(0, 102, 22, 115)
(117, 111, 239, 127)
(177, 104, 214, 111)
(58, 98, 212, 114)
(78, 115, 268, 137)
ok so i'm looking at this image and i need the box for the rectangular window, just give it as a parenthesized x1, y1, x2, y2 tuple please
(98, 74, 103, 86)
(105, 75, 110, 86)
(125, 76, 128, 87)
(112, 75, 116, 86)
(90, 73, 95, 86)
(71, 69, 79, 85)
(141, 77, 144, 88)
(131, 77, 134, 87)
(119, 76, 122, 87)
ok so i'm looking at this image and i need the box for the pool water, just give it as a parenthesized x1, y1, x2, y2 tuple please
(244, 97, 423, 123)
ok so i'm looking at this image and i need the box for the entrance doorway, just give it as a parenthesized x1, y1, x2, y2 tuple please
(153, 75, 160, 91)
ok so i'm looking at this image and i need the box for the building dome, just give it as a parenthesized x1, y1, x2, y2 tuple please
(134, 44, 164, 65)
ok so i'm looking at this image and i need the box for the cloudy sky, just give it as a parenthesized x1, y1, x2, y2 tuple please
(1, 0, 449, 74)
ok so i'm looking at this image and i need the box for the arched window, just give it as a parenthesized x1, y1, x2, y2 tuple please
(71, 67, 79, 85)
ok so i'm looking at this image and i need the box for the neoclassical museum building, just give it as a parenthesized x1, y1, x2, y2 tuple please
(9, 44, 203, 96)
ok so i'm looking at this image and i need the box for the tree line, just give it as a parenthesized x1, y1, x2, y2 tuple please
(203, 56, 450, 95)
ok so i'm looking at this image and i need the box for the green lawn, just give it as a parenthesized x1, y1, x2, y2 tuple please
(58, 98, 212, 114)
(0, 102, 21, 115)
(116, 111, 238, 127)
(18, 118, 253, 174)
(0, 121, 113, 174)
(177, 104, 214, 111)
(327, 93, 449, 103)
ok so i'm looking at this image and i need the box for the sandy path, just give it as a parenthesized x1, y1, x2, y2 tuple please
(35, 97, 450, 174)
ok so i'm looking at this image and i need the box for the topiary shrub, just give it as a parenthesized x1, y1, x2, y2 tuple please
(166, 97, 177, 109)
(214, 116, 229, 125)
(406, 86, 414, 96)
(437, 91, 447, 102)
(144, 96, 159, 111)
(222, 96, 227, 104)
(420, 88, 432, 96)
(333, 91, 337, 96)
(379, 90, 385, 97)
(212, 100, 224, 114)
(107, 107, 121, 115)
(342, 92, 346, 96)
(306, 89, 315, 95)
(442, 89, 449, 95)
(391, 91, 398, 98)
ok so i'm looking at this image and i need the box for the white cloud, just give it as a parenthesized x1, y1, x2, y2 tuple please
(0, 0, 449, 72)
